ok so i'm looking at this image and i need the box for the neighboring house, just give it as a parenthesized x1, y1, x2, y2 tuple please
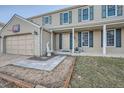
(0, 22, 4, 30)
(0, 5, 124, 56)
(0, 22, 5, 53)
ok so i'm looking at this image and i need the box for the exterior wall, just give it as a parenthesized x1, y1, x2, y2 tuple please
(30, 17, 42, 26)
(29, 5, 124, 29)
(55, 27, 124, 54)
(74, 30, 102, 54)
(1, 17, 39, 36)
(55, 30, 102, 54)
(106, 27, 124, 54)
(42, 30, 51, 56)
(0, 16, 41, 56)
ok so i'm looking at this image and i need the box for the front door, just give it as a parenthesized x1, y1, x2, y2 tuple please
(81, 32, 89, 51)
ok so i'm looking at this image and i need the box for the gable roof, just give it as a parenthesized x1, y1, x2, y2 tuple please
(0, 14, 41, 34)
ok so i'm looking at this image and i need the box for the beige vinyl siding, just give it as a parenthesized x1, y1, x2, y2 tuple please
(1, 16, 39, 36)
(1, 16, 41, 56)
(30, 17, 42, 26)
(106, 27, 124, 54)
(74, 30, 102, 54)
(28, 5, 124, 29)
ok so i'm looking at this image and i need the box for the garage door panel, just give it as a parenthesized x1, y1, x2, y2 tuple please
(6, 34, 34, 55)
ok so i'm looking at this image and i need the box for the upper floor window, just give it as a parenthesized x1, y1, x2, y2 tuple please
(78, 6, 94, 22)
(102, 5, 123, 18)
(60, 11, 72, 25)
(83, 8, 88, 20)
(63, 12, 69, 23)
(108, 5, 116, 16)
(42, 16, 52, 25)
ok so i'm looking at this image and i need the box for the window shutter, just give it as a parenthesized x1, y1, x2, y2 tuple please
(116, 28, 121, 47)
(59, 33, 62, 49)
(117, 5, 123, 16)
(90, 6, 94, 20)
(89, 31, 93, 47)
(49, 16, 52, 24)
(102, 5, 106, 18)
(70, 32, 72, 49)
(42, 16, 45, 25)
(78, 32, 81, 47)
(69, 11, 72, 24)
(60, 13, 63, 25)
(78, 9, 82, 22)
(101, 30, 103, 47)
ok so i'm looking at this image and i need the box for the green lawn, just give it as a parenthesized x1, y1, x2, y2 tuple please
(70, 56, 124, 88)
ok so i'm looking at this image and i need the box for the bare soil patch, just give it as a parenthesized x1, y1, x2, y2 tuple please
(0, 56, 75, 88)
(0, 77, 20, 88)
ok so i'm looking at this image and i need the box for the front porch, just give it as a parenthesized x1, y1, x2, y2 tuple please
(55, 51, 124, 58)
(50, 21, 124, 57)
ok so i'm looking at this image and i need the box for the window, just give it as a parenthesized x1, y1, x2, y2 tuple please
(43, 16, 51, 25)
(44, 16, 49, 24)
(102, 5, 123, 18)
(83, 8, 88, 20)
(63, 12, 69, 23)
(78, 6, 94, 21)
(107, 30, 115, 46)
(60, 11, 72, 25)
(108, 5, 116, 16)
(82, 32, 89, 46)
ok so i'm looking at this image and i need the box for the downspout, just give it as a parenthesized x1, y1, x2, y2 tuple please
(39, 26, 43, 56)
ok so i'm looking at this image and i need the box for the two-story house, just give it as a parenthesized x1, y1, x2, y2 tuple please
(0, 5, 124, 57)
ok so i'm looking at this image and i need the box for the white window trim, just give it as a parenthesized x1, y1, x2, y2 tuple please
(106, 29, 116, 47)
(62, 12, 69, 25)
(106, 5, 118, 18)
(81, 31, 89, 47)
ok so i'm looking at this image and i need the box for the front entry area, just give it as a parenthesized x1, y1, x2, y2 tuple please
(5, 34, 34, 55)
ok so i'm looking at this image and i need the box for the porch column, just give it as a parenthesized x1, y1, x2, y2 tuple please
(103, 24, 107, 55)
(72, 28, 75, 53)
(50, 30, 53, 52)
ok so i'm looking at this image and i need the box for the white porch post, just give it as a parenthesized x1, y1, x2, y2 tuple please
(103, 24, 107, 55)
(72, 28, 75, 53)
(50, 30, 53, 52)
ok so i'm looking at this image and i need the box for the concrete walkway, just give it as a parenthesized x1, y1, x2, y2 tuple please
(12, 55, 66, 71)
(0, 54, 30, 67)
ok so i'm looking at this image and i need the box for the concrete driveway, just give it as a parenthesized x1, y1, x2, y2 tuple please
(0, 54, 30, 67)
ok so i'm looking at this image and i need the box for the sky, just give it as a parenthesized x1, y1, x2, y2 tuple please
(0, 5, 70, 23)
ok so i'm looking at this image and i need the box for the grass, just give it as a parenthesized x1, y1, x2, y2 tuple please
(70, 56, 124, 88)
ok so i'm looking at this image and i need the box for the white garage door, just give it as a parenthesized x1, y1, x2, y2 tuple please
(6, 34, 34, 55)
